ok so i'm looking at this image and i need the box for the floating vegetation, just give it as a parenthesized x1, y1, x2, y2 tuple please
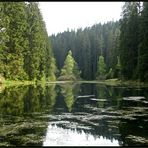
(0, 83, 148, 146)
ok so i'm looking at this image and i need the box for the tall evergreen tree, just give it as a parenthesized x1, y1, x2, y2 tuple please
(73, 60, 81, 80)
(0, 2, 28, 80)
(25, 2, 56, 81)
(59, 50, 80, 80)
(24, 2, 42, 81)
(96, 55, 107, 80)
(115, 56, 122, 78)
(47, 57, 57, 81)
(61, 50, 74, 76)
(0, 2, 57, 81)
(137, 2, 148, 81)
(119, 2, 139, 80)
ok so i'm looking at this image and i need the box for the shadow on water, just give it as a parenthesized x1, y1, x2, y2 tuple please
(0, 82, 148, 146)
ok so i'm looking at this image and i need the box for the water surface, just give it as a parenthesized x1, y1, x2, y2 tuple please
(0, 82, 148, 146)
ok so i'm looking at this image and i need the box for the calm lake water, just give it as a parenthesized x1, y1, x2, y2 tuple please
(0, 82, 148, 146)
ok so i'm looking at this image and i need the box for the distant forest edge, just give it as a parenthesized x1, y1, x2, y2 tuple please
(0, 2, 148, 84)
(50, 2, 148, 82)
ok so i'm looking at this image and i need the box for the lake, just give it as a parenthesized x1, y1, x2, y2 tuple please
(0, 82, 148, 146)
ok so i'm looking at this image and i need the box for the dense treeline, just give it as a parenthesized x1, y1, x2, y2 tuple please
(0, 2, 148, 82)
(50, 2, 148, 82)
(120, 2, 148, 81)
(0, 2, 56, 82)
(50, 21, 120, 80)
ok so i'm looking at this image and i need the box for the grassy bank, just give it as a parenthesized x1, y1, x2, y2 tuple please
(76, 79, 148, 87)
(3, 80, 36, 87)
(1, 78, 148, 88)
(104, 79, 148, 87)
(0, 80, 33, 92)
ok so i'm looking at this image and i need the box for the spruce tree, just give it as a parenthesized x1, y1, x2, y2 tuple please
(0, 2, 28, 80)
(59, 50, 80, 80)
(25, 2, 56, 81)
(96, 55, 107, 80)
(137, 2, 148, 81)
(0, 2, 57, 82)
(120, 2, 139, 80)
(25, 2, 42, 81)
(61, 50, 74, 76)
(73, 60, 81, 79)
(47, 57, 57, 81)
(115, 56, 122, 78)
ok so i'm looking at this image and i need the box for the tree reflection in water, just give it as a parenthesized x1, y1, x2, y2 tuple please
(43, 124, 119, 146)
(0, 83, 148, 146)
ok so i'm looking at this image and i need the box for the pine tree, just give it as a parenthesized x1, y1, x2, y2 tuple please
(119, 2, 139, 80)
(73, 60, 81, 79)
(47, 57, 57, 81)
(0, 2, 56, 82)
(25, 2, 56, 81)
(96, 55, 107, 80)
(61, 50, 74, 76)
(115, 56, 122, 78)
(0, 2, 28, 80)
(59, 50, 80, 80)
(24, 2, 42, 81)
(137, 2, 148, 81)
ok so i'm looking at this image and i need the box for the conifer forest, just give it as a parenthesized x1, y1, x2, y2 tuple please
(0, 2, 148, 83)
(0, 2, 148, 147)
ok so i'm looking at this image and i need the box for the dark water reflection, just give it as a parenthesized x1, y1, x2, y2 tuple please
(0, 82, 148, 146)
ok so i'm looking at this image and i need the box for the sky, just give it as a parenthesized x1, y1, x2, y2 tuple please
(39, 2, 124, 36)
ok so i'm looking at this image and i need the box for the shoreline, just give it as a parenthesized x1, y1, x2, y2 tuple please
(1, 79, 148, 87)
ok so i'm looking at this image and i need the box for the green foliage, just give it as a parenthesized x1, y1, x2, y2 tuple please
(119, 2, 148, 82)
(116, 56, 121, 70)
(0, 84, 56, 115)
(57, 75, 76, 81)
(114, 56, 122, 78)
(96, 55, 107, 80)
(61, 51, 74, 76)
(47, 57, 57, 81)
(0, 2, 29, 80)
(51, 22, 120, 80)
(137, 2, 148, 82)
(61, 84, 74, 112)
(73, 60, 81, 79)
(96, 85, 107, 108)
(0, 74, 5, 84)
(60, 83, 80, 112)
(0, 2, 148, 82)
(106, 68, 114, 79)
(119, 2, 139, 80)
(25, 2, 46, 80)
(59, 50, 81, 80)
(0, 2, 56, 81)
